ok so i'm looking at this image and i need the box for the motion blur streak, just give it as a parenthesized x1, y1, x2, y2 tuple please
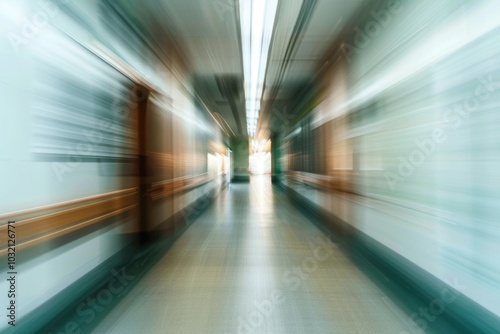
(281, 0, 500, 330)
(0, 0, 499, 333)
(0, 0, 228, 332)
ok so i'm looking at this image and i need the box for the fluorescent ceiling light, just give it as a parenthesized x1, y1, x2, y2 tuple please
(240, 0, 278, 137)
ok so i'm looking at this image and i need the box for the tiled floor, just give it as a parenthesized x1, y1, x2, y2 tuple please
(91, 176, 414, 333)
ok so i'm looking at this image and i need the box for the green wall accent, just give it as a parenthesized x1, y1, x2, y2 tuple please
(230, 138, 250, 182)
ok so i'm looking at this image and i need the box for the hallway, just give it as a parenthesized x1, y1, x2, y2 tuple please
(89, 176, 412, 333)
(3, 1, 500, 333)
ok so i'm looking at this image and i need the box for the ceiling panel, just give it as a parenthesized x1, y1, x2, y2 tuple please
(112, 0, 368, 139)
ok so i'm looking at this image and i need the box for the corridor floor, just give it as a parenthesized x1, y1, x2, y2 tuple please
(91, 176, 415, 333)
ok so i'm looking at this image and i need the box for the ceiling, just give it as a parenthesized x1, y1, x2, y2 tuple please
(108, 0, 367, 139)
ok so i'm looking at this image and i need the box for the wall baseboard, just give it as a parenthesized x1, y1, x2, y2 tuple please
(13, 187, 222, 334)
(282, 183, 500, 334)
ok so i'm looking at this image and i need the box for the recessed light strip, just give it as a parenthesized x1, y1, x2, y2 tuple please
(240, 0, 278, 137)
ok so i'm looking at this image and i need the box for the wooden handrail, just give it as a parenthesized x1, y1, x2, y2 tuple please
(286, 171, 356, 193)
(0, 172, 217, 256)
(0, 188, 137, 257)
(0, 188, 137, 222)
(147, 173, 214, 201)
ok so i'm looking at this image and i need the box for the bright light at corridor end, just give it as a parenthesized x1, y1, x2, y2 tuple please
(239, 0, 278, 137)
